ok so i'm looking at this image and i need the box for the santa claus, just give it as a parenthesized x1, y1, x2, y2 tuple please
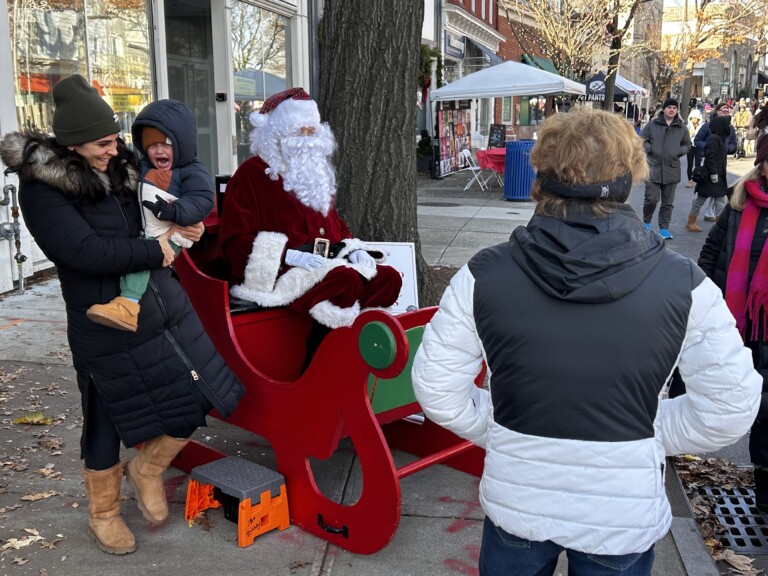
(217, 88, 402, 335)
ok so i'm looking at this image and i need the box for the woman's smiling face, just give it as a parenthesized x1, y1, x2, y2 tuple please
(71, 133, 120, 172)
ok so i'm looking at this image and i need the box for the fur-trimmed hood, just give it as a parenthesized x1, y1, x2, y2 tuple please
(0, 131, 138, 198)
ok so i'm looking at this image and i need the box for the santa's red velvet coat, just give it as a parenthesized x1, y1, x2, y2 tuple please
(217, 156, 401, 328)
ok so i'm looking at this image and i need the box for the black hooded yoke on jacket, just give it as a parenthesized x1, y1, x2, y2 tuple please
(0, 132, 244, 448)
(468, 205, 704, 442)
(130, 99, 214, 226)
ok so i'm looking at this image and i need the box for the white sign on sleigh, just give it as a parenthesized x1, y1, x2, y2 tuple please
(366, 242, 419, 315)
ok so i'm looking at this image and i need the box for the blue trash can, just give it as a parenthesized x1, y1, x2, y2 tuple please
(504, 140, 536, 201)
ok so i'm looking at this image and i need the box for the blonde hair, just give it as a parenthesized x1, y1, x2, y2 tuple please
(530, 108, 649, 218)
(730, 165, 766, 211)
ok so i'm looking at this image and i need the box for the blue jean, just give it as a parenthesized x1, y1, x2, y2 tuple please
(479, 517, 655, 576)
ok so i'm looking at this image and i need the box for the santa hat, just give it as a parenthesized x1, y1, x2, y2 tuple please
(249, 87, 321, 132)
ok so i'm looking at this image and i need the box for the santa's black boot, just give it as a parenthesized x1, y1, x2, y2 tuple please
(301, 321, 332, 373)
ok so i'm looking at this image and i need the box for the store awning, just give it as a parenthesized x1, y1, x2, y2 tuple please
(758, 71, 768, 86)
(469, 39, 502, 66)
(522, 54, 560, 76)
(19, 74, 50, 93)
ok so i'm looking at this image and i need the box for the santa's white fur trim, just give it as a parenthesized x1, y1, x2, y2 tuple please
(231, 234, 381, 309)
(249, 111, 269, 129)
(268, 99, 321, 131)
(231, 256, 378, 307)
(309, 300, 361, 329)
(239, 232, 287, 293)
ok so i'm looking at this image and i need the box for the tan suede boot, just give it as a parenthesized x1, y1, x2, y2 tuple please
(126, 435, 189, 524)
(86, 297, 140, 332)
(83, 464, 137, 555)
(685, 215, 702, 232)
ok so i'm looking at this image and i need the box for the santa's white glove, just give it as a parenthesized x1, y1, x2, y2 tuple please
(349, 250, 376, 269)
(710, 174, 719, 184)
(285, 249, 326, 271)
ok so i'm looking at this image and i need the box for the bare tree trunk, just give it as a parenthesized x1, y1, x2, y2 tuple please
(603, 32, 621, 112)
(680, 76, 692, 120)
(318, 0, 439, 306)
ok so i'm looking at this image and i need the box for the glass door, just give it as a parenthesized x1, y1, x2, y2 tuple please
(230, 2, 291, 166)
(165, 1, 217, 175)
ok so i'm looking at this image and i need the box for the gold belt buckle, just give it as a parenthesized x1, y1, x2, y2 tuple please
(313, 238, 330, 258)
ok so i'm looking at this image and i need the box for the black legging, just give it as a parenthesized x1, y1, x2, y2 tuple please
(82, 378, 197, 470)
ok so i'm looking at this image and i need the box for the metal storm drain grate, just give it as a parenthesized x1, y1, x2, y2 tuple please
(699, 486, 768, 554)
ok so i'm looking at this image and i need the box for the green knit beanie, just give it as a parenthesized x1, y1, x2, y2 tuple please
(52, 75, 121, 146)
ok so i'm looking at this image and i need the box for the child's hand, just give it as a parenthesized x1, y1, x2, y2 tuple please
(142, 195, 177, 221)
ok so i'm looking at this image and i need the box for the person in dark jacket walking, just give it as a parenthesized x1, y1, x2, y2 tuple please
(686, 114, 731, 232)
(412, 108, 760, 576)
(698, 134, 768, 514)
(0, 75, 244, 555)
(640, 98, 691, 239)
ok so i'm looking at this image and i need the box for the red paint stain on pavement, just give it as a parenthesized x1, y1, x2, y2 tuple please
(443, 558, 478, 575)
(278, 532, 301, 544)
(444, 543, 481, 575)
(439, 495, 481, 533)
(0, 319, 24, 331)
(165, 473, 187, 499)
(447, 518, 475, 533)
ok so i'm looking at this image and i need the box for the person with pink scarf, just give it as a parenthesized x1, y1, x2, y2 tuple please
(699, 133, 768, 514)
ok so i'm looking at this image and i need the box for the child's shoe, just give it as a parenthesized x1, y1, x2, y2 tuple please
(87, 297, 140, 332)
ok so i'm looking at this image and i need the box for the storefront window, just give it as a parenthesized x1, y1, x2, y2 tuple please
(519, 96, 546, 126)
(8, 0, 153, 145)
(502, 97, 512, 123)
(231, 3, 291, 165)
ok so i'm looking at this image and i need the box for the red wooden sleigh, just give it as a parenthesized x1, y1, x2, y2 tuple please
(172, 217, 484, 554)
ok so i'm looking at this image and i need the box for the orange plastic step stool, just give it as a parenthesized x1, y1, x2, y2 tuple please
(185, 456, 290, 547)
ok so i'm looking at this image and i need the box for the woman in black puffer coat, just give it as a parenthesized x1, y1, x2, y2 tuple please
(698, 133, 768, 516)
(686, 114, 730, 232)
(0, 75, 244, 555)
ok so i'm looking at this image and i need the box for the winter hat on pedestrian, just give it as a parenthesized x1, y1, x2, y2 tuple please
(662, 98, 679, 109)
(52, 74, 120, 146)
(754, 134, 768, 166)
(142, 127, 171, 150)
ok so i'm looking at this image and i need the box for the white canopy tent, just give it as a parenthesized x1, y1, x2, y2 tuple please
(615, 75, 649, 97)
(430, 60, 586, 100)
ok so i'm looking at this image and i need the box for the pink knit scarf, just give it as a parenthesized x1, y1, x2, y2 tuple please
(726, 180, 768, 340)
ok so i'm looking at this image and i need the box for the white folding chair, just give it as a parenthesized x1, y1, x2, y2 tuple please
(458, 148, 487, 192)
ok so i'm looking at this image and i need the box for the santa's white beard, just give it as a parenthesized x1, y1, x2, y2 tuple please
(279, 129, 337, 216)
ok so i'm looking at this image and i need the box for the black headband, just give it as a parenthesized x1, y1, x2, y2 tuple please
(537, 173, 632, 200)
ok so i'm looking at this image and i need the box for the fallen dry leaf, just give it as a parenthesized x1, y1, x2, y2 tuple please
(12, 557, 28, 565)
(40, 539, 60, 550)
(713, 548, 762, 575)
(2, 531, 44, 550)
(13, 412, 53, 425)
(21, 491, 57, 501)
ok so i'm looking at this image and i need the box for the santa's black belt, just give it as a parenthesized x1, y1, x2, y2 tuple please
(295, 240, 345, 259)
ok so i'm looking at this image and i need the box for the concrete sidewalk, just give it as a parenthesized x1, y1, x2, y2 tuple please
(0, 166, 736, 576)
